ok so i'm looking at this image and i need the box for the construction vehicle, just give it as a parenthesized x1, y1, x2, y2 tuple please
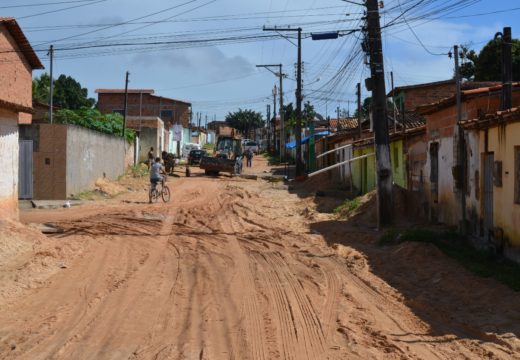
(200, 134, 243, 176)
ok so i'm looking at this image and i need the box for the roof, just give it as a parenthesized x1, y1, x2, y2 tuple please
(95, 89, 155, 94)
(0, 98, 34, 113)
(416, 82, 520, 115)
(387, 79, 455, 97)
(461, 107, 520, 130)
(0, 18, 44, 69)
(95, 88, 192, 105)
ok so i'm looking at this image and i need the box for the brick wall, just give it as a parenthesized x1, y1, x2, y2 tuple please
(0, 26, 32, 116)
(97, 93, 191, 128)
(402, 83, 455, 111)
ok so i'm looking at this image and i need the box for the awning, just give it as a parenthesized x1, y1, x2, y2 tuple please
(286, 131, 330, 149)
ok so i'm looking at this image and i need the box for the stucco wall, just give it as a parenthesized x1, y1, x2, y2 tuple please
(481, 123, 520, 247)
(0, 112, 19, 219)
(66, 125, 126, 197)
(0, 26, 32, 111)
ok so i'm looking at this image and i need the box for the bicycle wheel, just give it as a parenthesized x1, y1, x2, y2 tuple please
(161, 185, 171, 202)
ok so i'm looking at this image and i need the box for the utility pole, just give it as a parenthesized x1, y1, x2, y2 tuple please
(263, 26, 303, 175)
(266, 104, 271, 152)
(365, 0, 393, 227)
(123, 71, 129, 137)
(48, 45, 54, 124)
(497, 27, 512, 110)
(256, 64, 286, 160)
(391, 71, 396, 134)
(357, 82, 362, 138)
(454, 45, 467, 233)
(273, 85, 277, 152)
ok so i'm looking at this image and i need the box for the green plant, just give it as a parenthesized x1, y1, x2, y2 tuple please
(333, 197, 360, 214)
(129, 164, 148, 178)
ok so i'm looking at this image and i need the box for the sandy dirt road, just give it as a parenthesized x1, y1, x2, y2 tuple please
(1, 157, 520, 359)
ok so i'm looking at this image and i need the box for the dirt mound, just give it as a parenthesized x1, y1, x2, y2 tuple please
(336, 185, 411, 226)
(94, 178, 127, 197)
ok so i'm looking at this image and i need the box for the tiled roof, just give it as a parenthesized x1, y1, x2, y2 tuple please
(461, 107, 520, 130)
(0, 17, 44, 69)
(416, 82, 520, 115)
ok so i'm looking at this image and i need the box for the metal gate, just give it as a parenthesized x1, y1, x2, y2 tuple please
(19, 140, 33, 199)
(483, 153, 494, 238)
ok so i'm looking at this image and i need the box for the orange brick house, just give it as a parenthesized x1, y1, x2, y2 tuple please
(96, 89, 191, 157)
(0, 18, 43, 219)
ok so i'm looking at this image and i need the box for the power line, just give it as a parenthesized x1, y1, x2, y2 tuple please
(17, 0, 107, 19)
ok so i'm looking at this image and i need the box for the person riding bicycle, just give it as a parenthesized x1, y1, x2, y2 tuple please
(149, 157, 166, 202)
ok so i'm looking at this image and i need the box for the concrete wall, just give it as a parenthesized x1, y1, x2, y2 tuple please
(0, 111, 19, 219)
(66, 125, 126, 197)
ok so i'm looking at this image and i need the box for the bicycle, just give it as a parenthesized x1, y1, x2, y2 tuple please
(149, 178, 171, 203)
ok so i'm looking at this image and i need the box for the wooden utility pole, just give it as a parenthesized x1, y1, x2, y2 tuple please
(48, 45, 54, 124)
(366, 0, 393, 227)
(123, 71, 129, 137)
(391, 71, 396, 134)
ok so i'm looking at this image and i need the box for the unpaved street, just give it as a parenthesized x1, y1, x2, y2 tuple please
(1, 157, 520, 359)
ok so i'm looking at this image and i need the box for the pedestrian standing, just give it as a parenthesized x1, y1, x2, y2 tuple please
(147, 147, 155, 170)
(246, 149, 253, 167)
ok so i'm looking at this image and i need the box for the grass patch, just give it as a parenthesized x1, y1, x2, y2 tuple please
(333, 197, 360, 214)
(380, 228, 520, 291)
(263, 152, 281, 165)
(129, 164, 149, 178)
(74, 190, 97, 200)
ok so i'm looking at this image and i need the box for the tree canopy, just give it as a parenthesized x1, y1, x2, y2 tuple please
(459, 37, 520, 81)
(33, 73, 96, 109)
(225, 108, 265, 135)
(53, 108, 135, 143)
(283, 101, 316, 128)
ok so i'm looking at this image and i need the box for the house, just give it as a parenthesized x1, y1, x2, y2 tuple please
(96, 89, 191, 157)
(461, 107, 520, 261)
(0, 18, 44, 219)
(415, 82, 520, 227)
(125, 116, 165, 162)
(388, 79, 500, 113)
(207, 120, 233, 137)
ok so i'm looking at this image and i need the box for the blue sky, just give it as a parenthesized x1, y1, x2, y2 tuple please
(5, 0, 520, 120)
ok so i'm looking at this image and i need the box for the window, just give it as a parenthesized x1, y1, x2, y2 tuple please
(515, 146, 520, 204)
(160, 110, 173, 118)
(113, 109, 124, 116)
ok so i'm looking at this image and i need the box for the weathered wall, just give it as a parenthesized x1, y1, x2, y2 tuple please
(400, 83, 455, 111)
(137, 127, 160, 162)
(464, 130, 481, 236)
(0, 111, 19, 219)
(481, 122, 520, 247)
(0, 26, 32, 111)
(66, 125, 126, 198)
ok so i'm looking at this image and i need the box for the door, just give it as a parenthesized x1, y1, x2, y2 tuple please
(19, 140, 33, 199)
(483, 153, 494, 238)
(429, 143, 439, 221)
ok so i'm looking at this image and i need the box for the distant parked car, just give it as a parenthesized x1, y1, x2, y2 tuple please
(244, 141, 259, 154)
(188, 149, 207, 165)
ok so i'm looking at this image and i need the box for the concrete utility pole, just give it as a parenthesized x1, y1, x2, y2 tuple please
(365, 0, 393, 227)
(263, 26, 303, 176)
(48, 45, 54, 124)
(497, 27, 513, 110)
(123, 71, 129, 137)
(357, 82, 362, 138)
(454, 45, 467, 233)
(256, 64, 286, 160)
(266, 104, 271, 152)
(273, 85, 277, 152)
(391, 71, 396, 134)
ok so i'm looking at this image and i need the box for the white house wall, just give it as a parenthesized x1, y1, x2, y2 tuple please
(0, 114, 19, 219)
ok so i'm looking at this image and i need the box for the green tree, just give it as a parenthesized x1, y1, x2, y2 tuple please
(457, 38, 520, 81)
(32, 73, 96, 109)
(53, 108, 135, 143)
(284, 101, 316, 127)
(225, 108, 265, 136)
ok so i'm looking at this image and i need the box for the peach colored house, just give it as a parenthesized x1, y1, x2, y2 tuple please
(0, 18, 43, 219)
